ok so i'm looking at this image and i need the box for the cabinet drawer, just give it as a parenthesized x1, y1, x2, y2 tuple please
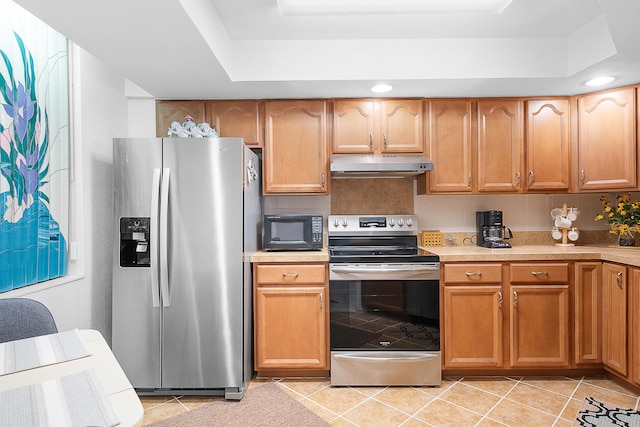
(510, 263, 569, 283)
(256, 264, 326, 284)
(444, 263, 502, 284)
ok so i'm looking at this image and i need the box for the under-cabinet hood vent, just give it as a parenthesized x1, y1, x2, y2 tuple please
(330, 155, 433, 178)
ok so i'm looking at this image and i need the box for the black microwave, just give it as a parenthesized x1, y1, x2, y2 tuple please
(263, 214, 323, 251)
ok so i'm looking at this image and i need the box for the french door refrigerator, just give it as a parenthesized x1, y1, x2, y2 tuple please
(112, 137, 261, 400)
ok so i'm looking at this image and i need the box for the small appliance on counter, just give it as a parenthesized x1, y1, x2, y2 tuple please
(476, 210, 513, 248)
(263, 214, 323, 251)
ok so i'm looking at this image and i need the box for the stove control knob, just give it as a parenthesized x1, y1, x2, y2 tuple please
(406, 218, 414, 226)
(342, 219, 348, 227)
(398, 219, 404, 227)
(333, 219, 340, 228)
(388, 219, 395, 227)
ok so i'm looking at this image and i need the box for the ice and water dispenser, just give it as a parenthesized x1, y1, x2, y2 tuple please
(119, 217, 151, 267)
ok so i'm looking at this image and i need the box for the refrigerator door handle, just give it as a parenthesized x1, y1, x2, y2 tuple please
(160, 167, 171, 307)
(150, 168, 161, 308)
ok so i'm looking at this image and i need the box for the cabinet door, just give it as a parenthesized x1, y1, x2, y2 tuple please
(525, 99, 570, 191)
(263, 100, 328, 194)
(574, 262, 602, 365)
(425, 100, 473, 193)
(602, 263, 628, 376)
(255, 285, 328, 370)
(205, 100, 262, 147)
(332, 100, 376, 154)
(577, 87, 637, 191)
(155, 100, 205, 137)
(443, 286, 503, 368)
(632, 268, 640, 386)
(380, 99, 424, 153)
(477, 100, 523, 192)
(510, 285, 570, 367)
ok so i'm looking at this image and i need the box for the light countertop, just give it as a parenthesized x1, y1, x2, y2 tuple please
(250, 247, 329, 263)
(424, 244, 640, 267)
(250, 244, 640, 267)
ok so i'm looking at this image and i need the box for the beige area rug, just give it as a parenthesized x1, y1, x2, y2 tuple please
(148, 382, 329, 427)
(574, 396, 640, 426)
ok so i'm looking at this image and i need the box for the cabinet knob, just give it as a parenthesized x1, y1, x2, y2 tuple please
(383, 134, 387, 148)
(498, 291, 503, 309)
(529, 171, 535, 185)
(580, 170, 585, 183)
(282, 273, 299, 278)
(531, 271, 548, 276)
(516, 172, 521, 186)
(467, 172, 472, 186)
(321, 173, 325, 186)
(465, 271, 482, 276)
(513, 291, 519, 308)
(369, 134, 373, 148)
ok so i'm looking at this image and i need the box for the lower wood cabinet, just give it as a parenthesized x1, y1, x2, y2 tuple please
(602, 262, 628, 377)
(253, 263, 329, 375)
(574, 262, 602, 365)
(509, 284, 570, 367)
(443, 262, 572, 370)
(632, 267, 640, 386)
(443, 263, 503, 368)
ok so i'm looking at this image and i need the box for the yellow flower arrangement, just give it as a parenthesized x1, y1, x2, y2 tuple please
(595, 193, 640, 237)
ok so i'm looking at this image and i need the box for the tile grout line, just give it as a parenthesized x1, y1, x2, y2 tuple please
(551, 375, 584, 426)
(474, 376, 522, 426)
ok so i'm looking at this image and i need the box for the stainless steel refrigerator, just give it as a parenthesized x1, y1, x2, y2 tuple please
(112, 137, 261, 400)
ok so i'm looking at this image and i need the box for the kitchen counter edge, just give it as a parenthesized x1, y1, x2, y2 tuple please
(425, 244, 640, 267)
(250, 248, 329, 263)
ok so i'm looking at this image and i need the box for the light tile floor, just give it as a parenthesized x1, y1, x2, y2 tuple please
(140, 375, 640, 426)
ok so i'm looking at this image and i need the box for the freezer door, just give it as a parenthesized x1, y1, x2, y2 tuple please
(161, 138, 246, 389)
(112, 138, 163, 389)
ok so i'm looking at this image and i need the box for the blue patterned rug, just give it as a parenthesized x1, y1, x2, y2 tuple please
(575, 396, 640, 426)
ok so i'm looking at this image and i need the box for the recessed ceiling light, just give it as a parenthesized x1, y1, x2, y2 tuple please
(277, 0, 514, 16)
(371, 84, 393, 93)
(585, 76, 615, 87)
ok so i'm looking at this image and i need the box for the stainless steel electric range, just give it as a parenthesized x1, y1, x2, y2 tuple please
(328, 214, 441, 387)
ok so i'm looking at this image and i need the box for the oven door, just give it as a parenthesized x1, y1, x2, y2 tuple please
(329, 262, 441, 386)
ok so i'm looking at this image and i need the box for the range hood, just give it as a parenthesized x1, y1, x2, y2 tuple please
(330, 155, 433, 178)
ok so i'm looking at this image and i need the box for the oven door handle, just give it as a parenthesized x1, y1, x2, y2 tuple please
(334, 353, 438, 362)
(330, 265, 439, 274)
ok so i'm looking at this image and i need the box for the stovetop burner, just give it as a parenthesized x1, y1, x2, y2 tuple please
(328, 215, 439, 263)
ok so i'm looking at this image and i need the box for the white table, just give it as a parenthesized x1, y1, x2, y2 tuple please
(0, 329, 144, 427)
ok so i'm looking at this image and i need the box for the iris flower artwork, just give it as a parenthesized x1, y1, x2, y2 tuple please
(0, 31, 68, 292)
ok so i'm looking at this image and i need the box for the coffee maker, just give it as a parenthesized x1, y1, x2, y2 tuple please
(476, 210, 513, 248)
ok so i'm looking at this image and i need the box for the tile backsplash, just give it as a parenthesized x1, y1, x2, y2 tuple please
(264, 177, 634, 237)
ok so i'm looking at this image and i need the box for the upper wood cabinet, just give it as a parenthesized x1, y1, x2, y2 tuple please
(155, 100, 205, 137)
(477, 99, 524, 192)
(263, 100, 329, 194)
(205, 100, 263, 147)
(423, 99, 473, 193)
(525, 99, 571, 191)
(332, 99, 424, 154)
(575, 87, 637, 191)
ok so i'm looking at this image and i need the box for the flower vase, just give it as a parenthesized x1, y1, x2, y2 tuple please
(619, 232, 636, 247)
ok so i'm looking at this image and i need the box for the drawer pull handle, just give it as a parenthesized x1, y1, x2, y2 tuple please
(531, 271, 548, 276)
(282, 273, 300, 278)
(513, 291, 519, 308)
(617, 271, 623, 289)
(498, 291, 503, 309)
(465, 271, 482, 276)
